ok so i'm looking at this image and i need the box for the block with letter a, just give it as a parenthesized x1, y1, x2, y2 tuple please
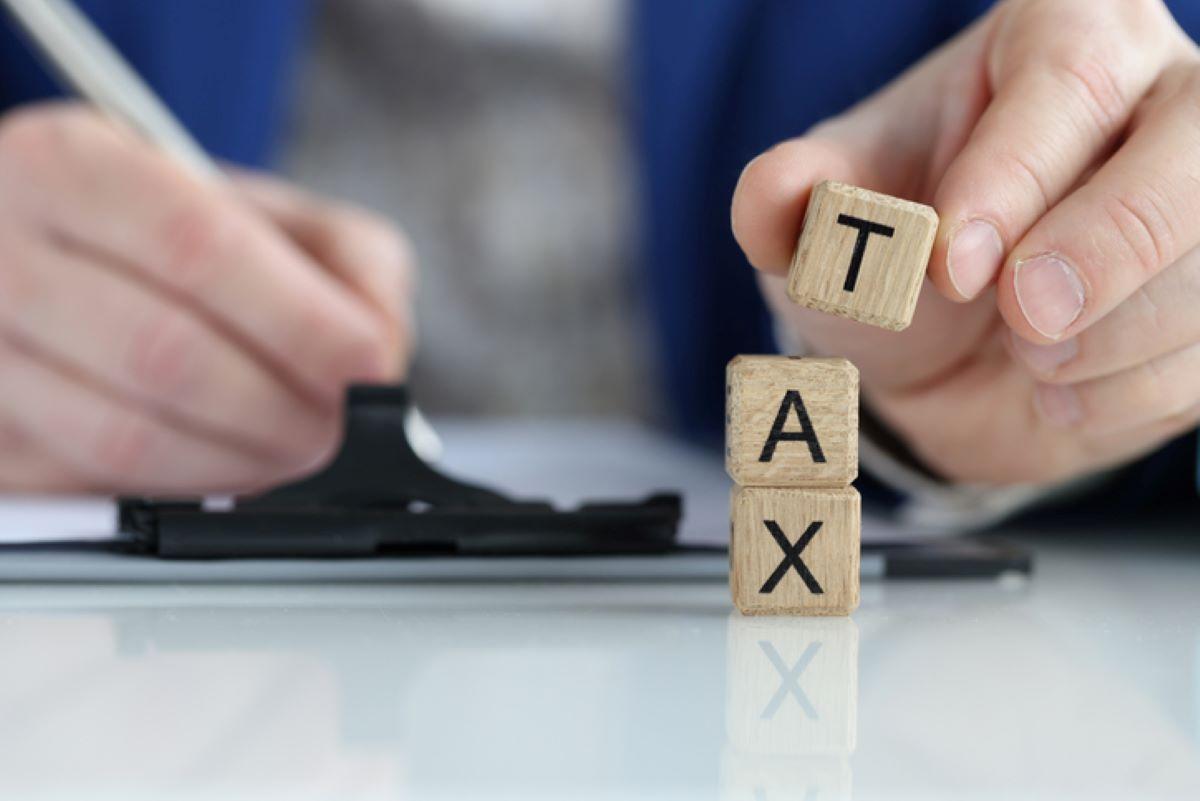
(787, 180, 938, 331)
(727, 355, 860, 616)
(725, 356, 857, 488)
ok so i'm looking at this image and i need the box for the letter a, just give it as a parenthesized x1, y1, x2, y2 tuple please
(758, 391, 827, 463)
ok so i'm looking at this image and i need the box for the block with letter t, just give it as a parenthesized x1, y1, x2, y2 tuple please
(725, 356, 857, 487)
(787, 180, 938, 331)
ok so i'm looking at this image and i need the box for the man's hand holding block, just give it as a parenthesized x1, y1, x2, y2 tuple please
(726, 356, 860, 616)
(787, 180, 938, 332)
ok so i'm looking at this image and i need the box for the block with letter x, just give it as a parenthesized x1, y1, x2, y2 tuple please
(726, 356, 858, 487)
(788, 180, 938, 331)
(731, 487, 860, 616)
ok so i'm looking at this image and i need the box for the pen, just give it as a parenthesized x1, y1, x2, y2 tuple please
(0, 0, 443, 462)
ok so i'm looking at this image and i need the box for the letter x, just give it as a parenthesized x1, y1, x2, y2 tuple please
(758, 640, 821, 720)
(759, 520, 823, 594)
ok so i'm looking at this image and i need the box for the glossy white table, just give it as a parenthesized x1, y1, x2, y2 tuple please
(1, 421, 1199, 800)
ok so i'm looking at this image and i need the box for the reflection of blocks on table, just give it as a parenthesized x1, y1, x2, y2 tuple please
(725, 615, 859, 755)
(725, 356, 858, 488)
(719, 751, 852, 801)
(788, 180, 938, 332)
(731, 488, 860, 617)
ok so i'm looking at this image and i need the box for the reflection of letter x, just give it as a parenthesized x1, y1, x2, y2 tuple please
(760, 520, 823, 594)
(759, 640, 821, 720)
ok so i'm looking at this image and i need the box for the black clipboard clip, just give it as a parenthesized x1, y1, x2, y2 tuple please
(118, 386, 683, 559)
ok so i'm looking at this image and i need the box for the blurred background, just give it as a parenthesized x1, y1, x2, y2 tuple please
(283, 0, 654, 421)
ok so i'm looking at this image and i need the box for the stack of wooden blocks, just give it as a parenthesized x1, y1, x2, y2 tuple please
(726, 356, 861, 616)
(727, 180, 939, 616)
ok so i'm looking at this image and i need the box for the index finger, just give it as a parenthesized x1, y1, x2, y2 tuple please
(230, 171, 414, 368)
(998, 62, 1200, 344)
(928, 0, 1181, 301)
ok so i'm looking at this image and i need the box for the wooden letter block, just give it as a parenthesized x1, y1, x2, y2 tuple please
(726, 356, 857, 487)
(731, 487, 860, 616)
(787, 180, 938, 331)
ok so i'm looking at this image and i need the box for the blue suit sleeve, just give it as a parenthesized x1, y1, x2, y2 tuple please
(0, 0, 313, 167)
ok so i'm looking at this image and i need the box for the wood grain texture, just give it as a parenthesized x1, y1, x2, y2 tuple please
(724, 615, 859, 755)
(787, 180, 938, 331)
(731, 487, 860, 616)
(726, 356, 858, 487)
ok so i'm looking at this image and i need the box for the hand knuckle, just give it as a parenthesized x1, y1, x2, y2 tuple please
(994, 144, 1054, 213)
(1049, 49, 1130, 134)
(294, 299, 391, 387)
(157, 200, 233, 288)
(92, 412, 155, 477)
(292, 294, 339, 347)
(1098, 186, 1176, 278)
(335, 207, 415, 274)
(127, 310, 203, 401)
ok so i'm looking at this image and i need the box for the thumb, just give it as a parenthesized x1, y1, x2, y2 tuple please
(928, 0, 1181, 303)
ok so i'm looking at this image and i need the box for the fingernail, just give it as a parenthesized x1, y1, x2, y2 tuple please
(947, 220, 1004, 299)
(1014, 254, 1085, 339)
(1010, 332, 1078, 376)
(1034, 383, 1083, 428)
